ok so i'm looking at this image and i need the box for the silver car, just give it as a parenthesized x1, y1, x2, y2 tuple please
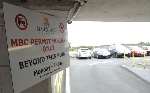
(93, 48, 111, 59)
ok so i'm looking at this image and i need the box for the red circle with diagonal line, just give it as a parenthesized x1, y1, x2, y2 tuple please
(59, 23, 65, 33)
(15, 14, 28, 31)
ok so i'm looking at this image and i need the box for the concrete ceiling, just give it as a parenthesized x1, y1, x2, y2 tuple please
(73, 0, 150, 21)
(0, 0, 78, 23)
(0, 0, 75, 10)
(1, 0, 150, 21)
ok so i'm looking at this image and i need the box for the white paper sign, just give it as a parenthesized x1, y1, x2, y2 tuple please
(3, 3, 69, 93)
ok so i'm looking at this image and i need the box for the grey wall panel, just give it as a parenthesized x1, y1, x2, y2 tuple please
(0, 67, 13, 93)
(0, 11, 9, 66)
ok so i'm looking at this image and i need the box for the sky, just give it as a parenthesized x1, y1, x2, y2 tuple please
(67, 21, 150, 47)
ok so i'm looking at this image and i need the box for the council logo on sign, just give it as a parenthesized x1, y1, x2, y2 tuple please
(15, 14, 28, 31)
(43, 16, 49, 26)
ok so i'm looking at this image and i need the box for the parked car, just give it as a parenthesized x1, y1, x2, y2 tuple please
(93, 48, 111, 59)
(128, 46, 146, 57)
(141, 46, 150, 56)
(76, 48, 92, 59)
(109, 44, 131, 58)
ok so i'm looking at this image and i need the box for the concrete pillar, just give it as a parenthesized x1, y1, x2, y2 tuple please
(0, 9, 14, 93)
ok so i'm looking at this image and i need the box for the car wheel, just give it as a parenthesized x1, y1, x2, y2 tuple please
(94, 54, 97, 58)
(114, 52, 118, 58)
(97, 55, 100, 59)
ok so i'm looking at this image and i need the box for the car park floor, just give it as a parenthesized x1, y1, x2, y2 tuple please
(70, 57, 150, 93)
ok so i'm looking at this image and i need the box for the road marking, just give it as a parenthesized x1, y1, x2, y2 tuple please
(89, 62, 110, 66)
(88, 61, 121, 66)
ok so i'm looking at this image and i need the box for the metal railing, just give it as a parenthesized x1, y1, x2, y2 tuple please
(123, 53, 150, 69)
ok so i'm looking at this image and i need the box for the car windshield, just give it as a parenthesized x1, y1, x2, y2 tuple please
(81, 49, 88, 50)
(116, 45, 127, 50)
(81, 50, 86, 52)
(98, 49, 107, 52)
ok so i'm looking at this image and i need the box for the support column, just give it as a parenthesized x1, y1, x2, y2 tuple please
(0, 9, 13, 93)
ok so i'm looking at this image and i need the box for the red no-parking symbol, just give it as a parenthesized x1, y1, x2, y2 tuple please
(59, 23, 65, 33)
(15, 14, 28, 31)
